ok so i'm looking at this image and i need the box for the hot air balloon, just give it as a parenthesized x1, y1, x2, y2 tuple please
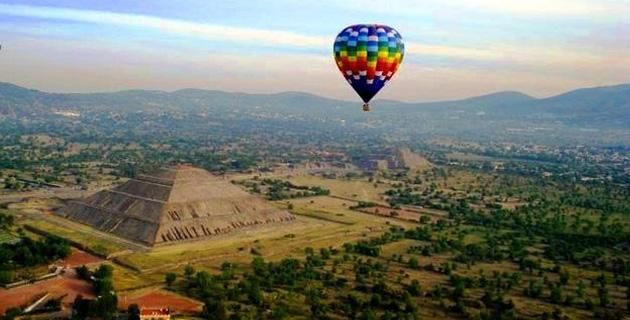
(333, 24, 404, 111)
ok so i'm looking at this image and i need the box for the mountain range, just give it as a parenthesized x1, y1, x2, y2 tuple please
(1, 82, 629, 144)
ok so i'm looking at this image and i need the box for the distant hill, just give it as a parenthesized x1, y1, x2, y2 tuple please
(0, 82, 628, 140)
(530, 84, 630, 123)
(417, 90, 536, 109)
(536, 84, 630, 111)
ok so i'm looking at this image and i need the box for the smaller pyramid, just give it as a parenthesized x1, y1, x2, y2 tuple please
(62, 165, 294, 246)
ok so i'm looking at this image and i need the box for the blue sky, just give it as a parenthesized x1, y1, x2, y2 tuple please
(0, 0, 628, 101)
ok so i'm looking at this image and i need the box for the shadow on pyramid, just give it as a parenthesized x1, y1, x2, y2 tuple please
(61, 165, 295, 247)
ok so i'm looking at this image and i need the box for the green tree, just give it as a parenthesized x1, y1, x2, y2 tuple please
(71, 295, 90, 320)
(1, 307, 22, 320)
(93, 292, 118, 320)
(559, 269, 570, 285)
(550, 285, 563, 304)
(407, 279, 421, 296)
(598, 286, 610, 307)
(75, 265, 91, 281)
(184, 264, 195, 279)
(127, 304, 140, 320)
(202, 299, 227, 320)
(165, 272, 176, 287)
(408, 257, 419, 269)
(576, 280, 586, 299)
(0, 270, 13, 285)
(94, 264, 113, 280)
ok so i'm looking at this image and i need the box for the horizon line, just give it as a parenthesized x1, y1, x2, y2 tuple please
(2, 80, 629, 105)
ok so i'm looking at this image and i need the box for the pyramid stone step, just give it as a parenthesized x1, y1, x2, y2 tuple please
(63, 165, 294, 246)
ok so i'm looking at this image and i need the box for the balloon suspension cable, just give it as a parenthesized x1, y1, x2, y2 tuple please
(362, 103, 370, 112)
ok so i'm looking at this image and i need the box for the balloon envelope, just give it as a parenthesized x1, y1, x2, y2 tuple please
(333, 24, 404, 104)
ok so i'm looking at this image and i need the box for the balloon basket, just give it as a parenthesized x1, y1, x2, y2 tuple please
(362, 103, 370, 112)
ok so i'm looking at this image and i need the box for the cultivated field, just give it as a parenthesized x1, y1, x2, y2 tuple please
(62, 249, 104, 267)
(118, 290, 203, 313)
(286, 174, 388, 203)
(0, 272, 95, 314)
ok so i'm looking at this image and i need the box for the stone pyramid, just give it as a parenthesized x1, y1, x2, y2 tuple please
(62, 165, 295, 246)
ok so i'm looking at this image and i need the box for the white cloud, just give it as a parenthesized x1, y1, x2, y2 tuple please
(2, 3, 625, 67)
(329, 0, 629, 17)
(1, 3, 628, 101)
(3, 35, 627, 102)
(0, 3, 329, 48)
(3, 4, 620, 63)
(434, 0, 627, 16)
(405, 43, 503, 60)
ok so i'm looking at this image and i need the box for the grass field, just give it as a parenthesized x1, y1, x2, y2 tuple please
(117, 220, 323, 272)
(0, 230, 18, 244)
(3, 181, 425, 292)
(111, 263, 163, 292)
(109, 196, 421, 290)
(7, 197, 65, 213)
(21, 216, 130, 256)
(4, 167, 626, 319)
(286, 174, 388, 203)
(118, 289, 203, 313)
(116, 208, 410, 272)
(6, 190, 421, 284)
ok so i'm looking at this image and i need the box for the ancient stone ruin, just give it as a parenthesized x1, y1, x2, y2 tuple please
(62, 165, 295, 246)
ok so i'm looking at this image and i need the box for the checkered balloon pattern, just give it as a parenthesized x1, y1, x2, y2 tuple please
(333, 24, 404, 103)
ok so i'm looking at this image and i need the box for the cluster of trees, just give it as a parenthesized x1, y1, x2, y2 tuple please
(384, 187, 431, 208)
(0, 235, 70, 284)
(170, 244, 422, 320)
(254, 179, 330, 200)
(350, 182, 629, 318)
(170, 220, 630, 319)
(342, 228, 407, 258)
(384, 186, 450, 211)
(72, 264, 118, 320)
(562, 192, 630, 216)
(2, 176, 25, 191)
(404, 226, 432, 241)
(349, 201, 377, 210)
(440, 196, 629, 316)
(0, 211, 14, 230)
